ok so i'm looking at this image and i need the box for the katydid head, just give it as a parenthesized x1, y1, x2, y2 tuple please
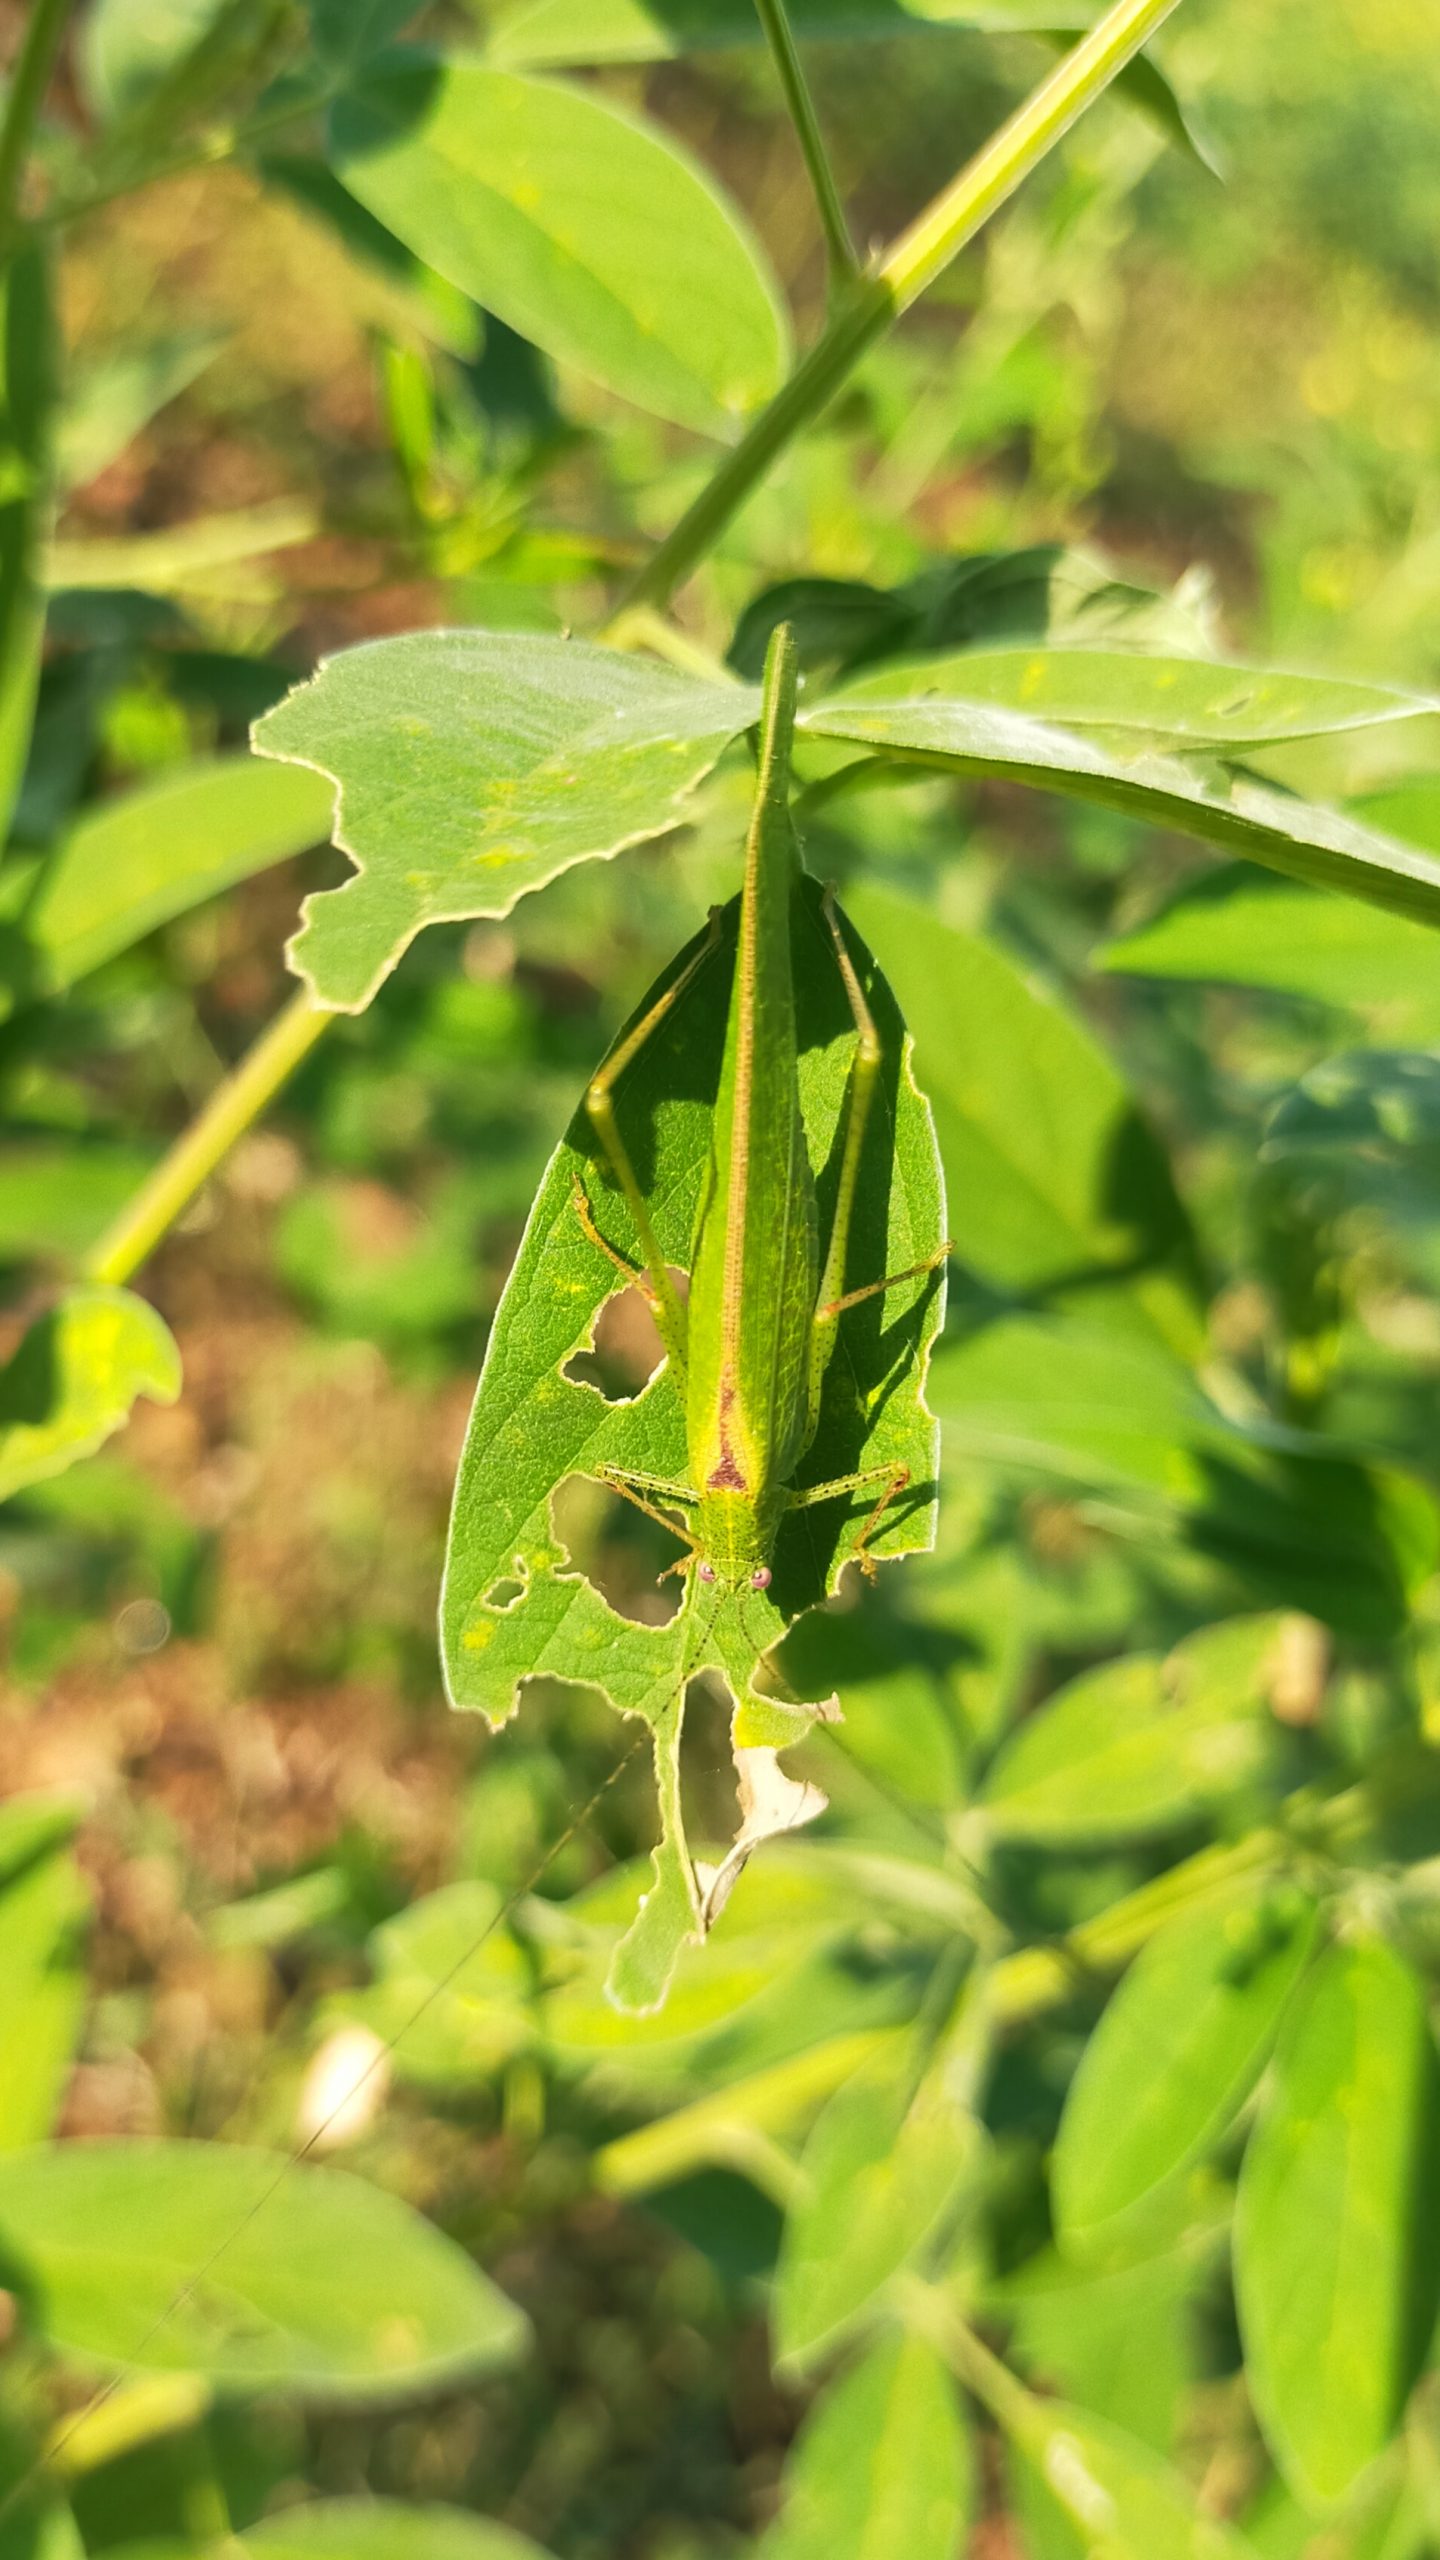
(692, 1486, 783, 1598)
(696, 1558, 771, 1590)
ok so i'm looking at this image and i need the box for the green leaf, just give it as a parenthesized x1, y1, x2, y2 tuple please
(0, 245, 56, 854)
(0, 1146, 156, 1263)
(241, 2501, 553, 2558)
(997, 2247, 1198, 2456)
(978, 1622, 1282, 1845)
(803, 686, 1440, 936)
(759, 2327, 972, 2560)
(1263, 1052, 1440, 1170)
(0, 2139, 529, 2394)
(1234, 1937, 1440, 2508)
(0, 1288, 182, 1507)
(492, 1, 1150, 70)
(1006, 2397, 1259, 2558)
(327, 55, 789, 436)
(1054, 1884, 1320, 2244)
(304, 0, 420, 65)
(487, 2, 1215, 167)
(1101, 866, 1440, 1033)
(256, 634, 758, 1010)
(773, 2050, 982, 2370)
(0, 1819, 89, 2152)
(864, 648, 1431, 754)
(440, 886, 946, 2010)
(8, 756, 335, 1002)
(57, 335, 222, 496)
(843, 883, 1201, 1355)
(78, 0, 227, 119)
(930, 1315, 1437, 1640)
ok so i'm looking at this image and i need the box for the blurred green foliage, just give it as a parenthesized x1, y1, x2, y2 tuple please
(1, 1, 1440, 2556)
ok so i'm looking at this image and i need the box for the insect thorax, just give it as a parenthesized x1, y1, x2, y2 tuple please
(695, 1485, 781, 1591)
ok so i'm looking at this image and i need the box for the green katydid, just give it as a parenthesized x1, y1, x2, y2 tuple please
(441, 618, 948, 2006)
(571, 620, 951, 1604)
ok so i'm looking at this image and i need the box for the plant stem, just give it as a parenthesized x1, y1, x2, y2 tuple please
(619, 0, 1185, 616)
(84, 989, 331, 1288)
(79, 0, 1188, 1287)
(0, 0, 75, 243)
(753, 0, 858, 295)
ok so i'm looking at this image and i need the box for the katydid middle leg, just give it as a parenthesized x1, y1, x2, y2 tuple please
(573, 911, 722, 1376)
(783, 1458, 912, 1578)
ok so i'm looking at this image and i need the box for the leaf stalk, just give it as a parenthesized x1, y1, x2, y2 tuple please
(84, 988, 331, 1288)
(753, 0, 859, 295)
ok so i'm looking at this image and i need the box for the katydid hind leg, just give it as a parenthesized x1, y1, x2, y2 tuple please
(804, 886, 885, 1434)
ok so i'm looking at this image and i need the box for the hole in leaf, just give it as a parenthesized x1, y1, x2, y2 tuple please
(679, 1671, 745, 1853)
(562, 1272, 687, 1403)
(552, 1474, 686, 1626)
(483, 1576, 525, 1611)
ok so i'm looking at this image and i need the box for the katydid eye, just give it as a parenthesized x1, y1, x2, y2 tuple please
(698, 1561, 717, 1583)
(750, 1566, 772, 1590)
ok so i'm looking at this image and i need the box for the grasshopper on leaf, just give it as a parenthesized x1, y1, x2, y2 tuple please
(572, 622, 950, 1602)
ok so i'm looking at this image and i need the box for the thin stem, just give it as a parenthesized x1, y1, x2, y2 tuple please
(85, 989, 331, 1288)
(753, 0, 857, 294)
(619, 0, 1185, 616)
(0, 0, 76, 242)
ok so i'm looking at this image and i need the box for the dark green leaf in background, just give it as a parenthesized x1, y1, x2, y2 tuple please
(1053, 1882, 1320, 2244)
(1234, 1935, 1440, 2507)
(844, 883, 1202, 1355)
(0, 1804, 89, 2154)
(327, 56, 789, 436)
(0, 245, 56, 855)
(1102, 866, 1440, 1037)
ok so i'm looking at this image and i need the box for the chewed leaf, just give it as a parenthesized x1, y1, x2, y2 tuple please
(440, 883, 946, 2010)
(0, 1286, 182, 1506)
(254, 632, 758, 1011)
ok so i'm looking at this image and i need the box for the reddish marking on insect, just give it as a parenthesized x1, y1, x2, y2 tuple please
(750, 1566, 772, 1590)
(707, 1375, 749, 1492)
(699, 1561, 717, 1583)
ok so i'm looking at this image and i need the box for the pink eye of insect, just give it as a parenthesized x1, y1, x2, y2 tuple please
(698, 1561, 717, 1583)
(750, 1567, 772, 1590)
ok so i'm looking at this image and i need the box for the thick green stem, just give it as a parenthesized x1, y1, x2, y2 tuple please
(84, 989, 331, 1287)
(619, 0, 1185, 616)
(0, 0, 75, 242)
(753, 0, 857, 293)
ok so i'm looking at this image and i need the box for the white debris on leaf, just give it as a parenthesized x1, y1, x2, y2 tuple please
(695, 1745, 828, 1933)
(296, 2023, 390, 2151)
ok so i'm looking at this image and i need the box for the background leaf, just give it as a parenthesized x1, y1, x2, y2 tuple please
(0, 1288, 182, 1507)
(256, 634, 758, 1009)
(0, 1803, 88, 2153)
(1101, 866, 1440, 1036)
(1053, 1883, 1319, 2243)
(6, 756, 335, 1003)
(1234, 1936, 1440, 2506)
(327, 57, 789, 436)
(759, 2327, 972, 2560)
(0, 245, 55, 855)
(845, 882, 1202, 1353)
(0, 2142, 529, 2395)
(802, 686, 1440, 933)
(240, 2501, 553, 2557)
(773, 2049, 981, 2369)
